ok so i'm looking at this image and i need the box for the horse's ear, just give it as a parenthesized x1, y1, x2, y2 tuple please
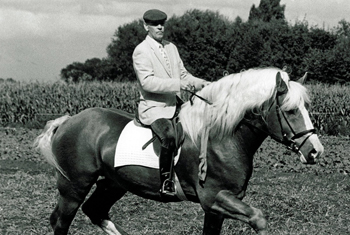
(296, 72, 308, 84)
(276, 72, 288, 95)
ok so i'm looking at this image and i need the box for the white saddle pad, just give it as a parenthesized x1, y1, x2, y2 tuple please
(114, 120, 180, 169)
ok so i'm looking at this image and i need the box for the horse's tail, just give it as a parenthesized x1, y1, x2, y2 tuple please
(33, 115, 71, 181)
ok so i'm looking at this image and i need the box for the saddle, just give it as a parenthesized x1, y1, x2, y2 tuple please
(135, 96, 185, 155)
(135, 116, 184, 157)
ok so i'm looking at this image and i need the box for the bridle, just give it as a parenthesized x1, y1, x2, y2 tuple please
(242, 92, 316, 154)
(185, 84, 316, 154)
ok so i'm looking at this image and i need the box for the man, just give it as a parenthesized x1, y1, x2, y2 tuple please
(133, 9, 208, 196)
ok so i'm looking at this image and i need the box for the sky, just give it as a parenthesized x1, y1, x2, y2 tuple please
(0, 0, 349, 82)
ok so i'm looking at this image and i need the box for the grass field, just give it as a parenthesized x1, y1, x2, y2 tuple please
(1, 128, 350, 234)
(1, 161, 350, 235)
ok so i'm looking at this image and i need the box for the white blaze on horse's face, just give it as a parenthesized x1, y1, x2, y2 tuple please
(297, 104, 324, 163)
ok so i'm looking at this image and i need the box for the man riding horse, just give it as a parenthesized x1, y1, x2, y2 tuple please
(132, 9, 209, 196)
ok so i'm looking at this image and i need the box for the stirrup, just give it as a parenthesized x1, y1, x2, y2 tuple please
(161, 179, 176, 196)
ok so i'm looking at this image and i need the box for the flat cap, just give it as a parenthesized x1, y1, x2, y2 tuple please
(143, 9, 167, 23)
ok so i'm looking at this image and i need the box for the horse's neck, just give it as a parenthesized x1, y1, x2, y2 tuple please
(175, 122, 268, 198)
(236, 122, 267, 155)
(208, 123, 267, 165)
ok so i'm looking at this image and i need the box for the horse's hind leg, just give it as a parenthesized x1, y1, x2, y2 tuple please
(50, 174, 97, 235)
(82, 178, 128, 235)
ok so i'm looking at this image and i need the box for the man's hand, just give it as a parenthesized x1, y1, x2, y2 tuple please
(202, 81, 211, 88)
(180, 80, 192, 90)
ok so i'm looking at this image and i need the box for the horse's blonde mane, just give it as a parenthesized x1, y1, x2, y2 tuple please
(179, 67, 310, 145)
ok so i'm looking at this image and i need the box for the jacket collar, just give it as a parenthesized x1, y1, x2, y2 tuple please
(146, 35, 164, 49)
(145, 36, 172, 76)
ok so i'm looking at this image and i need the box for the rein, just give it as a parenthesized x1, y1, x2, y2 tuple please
(184, 69, 229, 106)
(183, 86, 212, 105)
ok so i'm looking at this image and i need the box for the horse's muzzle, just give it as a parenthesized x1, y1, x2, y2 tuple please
(299, 135, 324, 164)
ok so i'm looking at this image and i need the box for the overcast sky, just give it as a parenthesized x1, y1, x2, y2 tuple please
(1, 0, 349, 82)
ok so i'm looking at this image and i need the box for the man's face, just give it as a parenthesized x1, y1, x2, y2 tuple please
(144, 21, 165, 42)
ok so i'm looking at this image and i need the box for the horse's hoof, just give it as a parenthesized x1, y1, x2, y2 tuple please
(100, 220, 122, 235)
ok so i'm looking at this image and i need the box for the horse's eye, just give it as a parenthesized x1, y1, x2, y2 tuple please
(286, 109, 298, 115)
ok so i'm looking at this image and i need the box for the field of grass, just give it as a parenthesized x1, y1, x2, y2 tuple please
(1, 128, 350, 234)
(1, 160, 349, 234)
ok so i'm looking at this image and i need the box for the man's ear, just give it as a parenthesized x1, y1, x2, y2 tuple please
(143, 22, 149, 32)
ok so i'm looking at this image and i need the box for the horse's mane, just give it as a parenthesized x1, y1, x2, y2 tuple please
(179, 67, 310, 145)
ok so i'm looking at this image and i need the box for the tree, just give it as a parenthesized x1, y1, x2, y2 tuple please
(61, 58, 108, 83)
(335, 19, 350, 38)
(309, 27, 337, 50)
(59, 7, 350, 84)
(106, 19, 146, 81)
(304, 20, 350, 83)
(249, 0, 286, 22)
(165, 9, 235, 80)
(60, 62, 85, 83)
(83, 58, 102, 78)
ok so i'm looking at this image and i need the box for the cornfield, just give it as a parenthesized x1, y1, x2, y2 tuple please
(1, 81, 349, 136)
(0, 81, 138, 127)
(306, 83, 350, 136)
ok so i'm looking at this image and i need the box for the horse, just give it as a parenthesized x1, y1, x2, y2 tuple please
(34, 67, 324, 235)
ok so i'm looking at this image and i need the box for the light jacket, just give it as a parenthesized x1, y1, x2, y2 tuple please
(133, 36, 207, 125)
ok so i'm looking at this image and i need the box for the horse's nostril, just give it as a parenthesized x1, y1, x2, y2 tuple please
(308, 149, 318, 163)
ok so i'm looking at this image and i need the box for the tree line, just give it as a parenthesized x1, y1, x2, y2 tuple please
(60, 0, 350, 84)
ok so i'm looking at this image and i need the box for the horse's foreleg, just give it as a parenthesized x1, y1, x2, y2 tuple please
(82, 178, 128, 235)
(202, 212, 224, 235)
(211, 190, 267, 235)
(100, 220, 129, 235)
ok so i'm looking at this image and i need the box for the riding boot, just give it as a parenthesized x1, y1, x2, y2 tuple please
(159, 146, 176, 196)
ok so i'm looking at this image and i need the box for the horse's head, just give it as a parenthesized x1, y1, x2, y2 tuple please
(180, 68, 324, 164)
(263, 72, 324, 164)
